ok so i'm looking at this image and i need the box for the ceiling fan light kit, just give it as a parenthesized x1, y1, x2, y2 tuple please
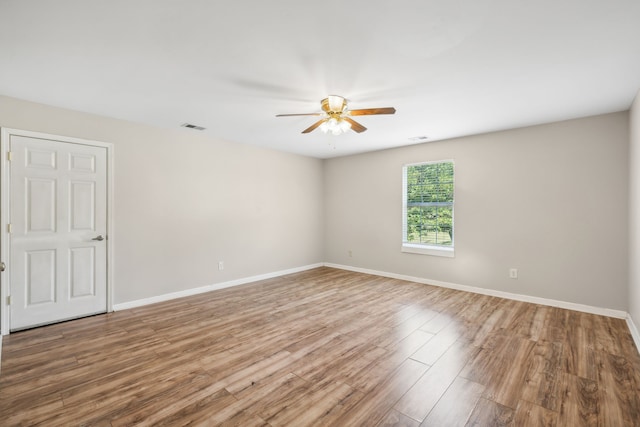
(320, 117, 352, 135)
(276, 95, 396, 135)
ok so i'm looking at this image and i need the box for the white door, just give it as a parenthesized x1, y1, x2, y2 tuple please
(9, 134, 108, 330)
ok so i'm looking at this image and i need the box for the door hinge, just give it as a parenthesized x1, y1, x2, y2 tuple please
(6, 295, 11, 305)
(7, 151, 12, 161)
(7, 223, 12, 233)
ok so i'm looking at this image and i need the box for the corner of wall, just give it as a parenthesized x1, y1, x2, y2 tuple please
(629, 88, 640, 338)
(627, 314, 640, 355)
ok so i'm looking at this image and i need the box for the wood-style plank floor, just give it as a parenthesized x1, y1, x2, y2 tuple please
(1, 267, 639, 426)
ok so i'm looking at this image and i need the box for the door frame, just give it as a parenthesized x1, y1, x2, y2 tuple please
(0, 128, 115, 335)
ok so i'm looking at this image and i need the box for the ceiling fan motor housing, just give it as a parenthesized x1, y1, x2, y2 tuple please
(322, 95, 348, 114)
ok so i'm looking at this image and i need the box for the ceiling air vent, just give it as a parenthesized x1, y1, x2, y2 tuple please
(181, 123, 206, 131)
(409, 136, 429, 142)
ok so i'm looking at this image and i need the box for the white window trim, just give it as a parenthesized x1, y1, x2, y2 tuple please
(401, 243, 455, 257)
(402, 160, 455, 258)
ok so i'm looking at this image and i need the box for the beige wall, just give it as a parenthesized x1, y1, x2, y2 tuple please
(324, 112, 629, 310)
(0, 95, 324, 304)
(0, 95, 632, 314)
(629, 91, 640, 325)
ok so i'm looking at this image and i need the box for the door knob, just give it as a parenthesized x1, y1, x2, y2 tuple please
(0, 262, 5, 272)
(92, 235, 105, 241)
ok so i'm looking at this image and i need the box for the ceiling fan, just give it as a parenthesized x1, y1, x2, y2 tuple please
(276, 95, 396, 135)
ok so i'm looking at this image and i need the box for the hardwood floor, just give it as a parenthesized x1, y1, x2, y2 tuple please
(1, 267, 639, 426)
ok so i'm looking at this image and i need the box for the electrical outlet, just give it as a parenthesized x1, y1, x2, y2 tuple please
(218, 261, 224, 271)
(509, 268, 518, 279)
(348, 250, 353, 257)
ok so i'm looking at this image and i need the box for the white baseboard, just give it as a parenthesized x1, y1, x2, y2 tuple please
(4, 263, 639, 361)
(627, 315, 640, 353)
(113, 263, 324, 311)
(324, 263, 629, 319)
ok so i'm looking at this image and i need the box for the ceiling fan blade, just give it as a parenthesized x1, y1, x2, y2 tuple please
(302, 119, 326, 134)
(344, 117, 367, 133)
(348, 107, 396, 116)
(276, 113, 322, 117)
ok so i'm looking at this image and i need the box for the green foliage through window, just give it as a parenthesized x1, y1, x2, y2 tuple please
(403, 161, 454, 246)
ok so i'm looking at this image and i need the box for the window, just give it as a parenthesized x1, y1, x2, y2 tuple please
(402, 160, 454, 257)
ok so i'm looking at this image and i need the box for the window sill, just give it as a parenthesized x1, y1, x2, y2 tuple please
(401, 243, 455, 258)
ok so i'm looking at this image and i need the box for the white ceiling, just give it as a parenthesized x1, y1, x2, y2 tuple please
(1, 0, 639, 159)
